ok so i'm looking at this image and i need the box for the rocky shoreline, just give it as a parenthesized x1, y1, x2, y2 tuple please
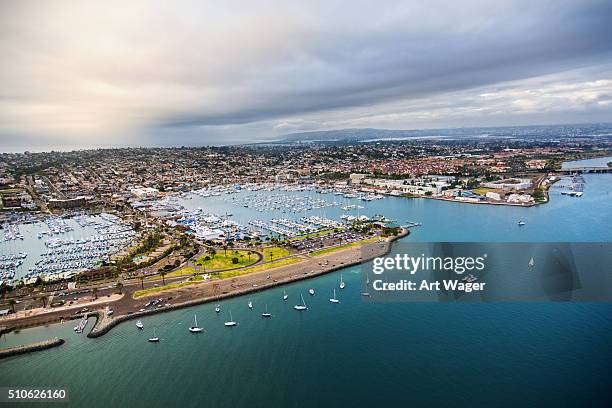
(0, 337, 65, 360)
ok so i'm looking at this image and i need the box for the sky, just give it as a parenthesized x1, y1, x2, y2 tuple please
(1, 0, 612, 151)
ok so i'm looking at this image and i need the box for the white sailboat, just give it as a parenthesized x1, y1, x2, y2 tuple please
(148, 328, 159, 342)
(189, 314, 203, 333)
(339, 274, 345, 289)
(362, 273, 371, 296)
(518, 220, 525, 226)
(224, 310, 237, 327)
(528, 257, 535, 268)
(261, 304, 272, 318)
(283, 290, 288, 301)
(136, 320, 144, 329)
(215, 304, 221, 313)
(294, 293, 308, 310)
(329, 288, 340, 303)
(248, 299, 253, 309)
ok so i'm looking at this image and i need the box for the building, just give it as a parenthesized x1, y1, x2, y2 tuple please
(483, 178, 532, 191)
(485, 191, 502, 200)
(349, 173, 367, 185)
(130, 187, 159, 199)
(48, 196, 87, 209)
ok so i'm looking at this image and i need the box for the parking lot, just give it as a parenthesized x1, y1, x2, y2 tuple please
(290, 230, 376, 252)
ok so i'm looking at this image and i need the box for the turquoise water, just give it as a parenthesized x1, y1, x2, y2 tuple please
(1, 173, 611, 407)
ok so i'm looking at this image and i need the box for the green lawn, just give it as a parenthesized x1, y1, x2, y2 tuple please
(140, 266, 198, 282)
(194, 249, 257, 270)
(217, 257, 301, 279)
(472, 187, 497, 196)
(310, 237, 380, 257)
(261, 246, 290, 262)
(133, 280, 197, 299)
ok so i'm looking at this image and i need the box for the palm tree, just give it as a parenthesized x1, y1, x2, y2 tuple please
(160, 271, 167, 286)
(8, 299, 16, 314)
(115, 282, 123, 295)
(139, 276, 145, 290)
(41, 295, 48, 308)
(223, 244, 228, 256)
(92, 288, 98, 300)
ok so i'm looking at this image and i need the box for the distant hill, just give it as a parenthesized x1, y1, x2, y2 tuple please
(279, 123, 612, 143)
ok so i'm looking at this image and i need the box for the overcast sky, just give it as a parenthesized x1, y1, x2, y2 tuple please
(1, 0, 612, 151)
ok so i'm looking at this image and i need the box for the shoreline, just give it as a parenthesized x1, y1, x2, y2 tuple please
(3, 229, 408, 342)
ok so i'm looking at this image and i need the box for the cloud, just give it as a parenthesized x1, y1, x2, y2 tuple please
(1, 0, 612, 149)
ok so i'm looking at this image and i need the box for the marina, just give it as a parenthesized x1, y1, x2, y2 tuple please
(0, 213, 135, 285)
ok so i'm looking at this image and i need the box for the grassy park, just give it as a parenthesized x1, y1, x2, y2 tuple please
(194, 249, 257, 270)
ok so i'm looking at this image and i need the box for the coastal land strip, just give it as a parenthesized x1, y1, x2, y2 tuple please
(1, 228, 408, 343)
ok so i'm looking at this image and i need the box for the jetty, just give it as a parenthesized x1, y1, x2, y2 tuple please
(0, 337, 65, 359)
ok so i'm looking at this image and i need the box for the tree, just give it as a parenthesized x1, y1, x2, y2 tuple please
(115, 282, 123, 295)
(139, 276, 145, 290)
(160, 271, 167, 285)
(223, 244, 228, 256)
(92, 288, 98, 300)
(8, 299, 16, 313)
(41, 295, 48, 308)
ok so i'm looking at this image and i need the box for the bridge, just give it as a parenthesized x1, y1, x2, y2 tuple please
(559, 166, 612, 174)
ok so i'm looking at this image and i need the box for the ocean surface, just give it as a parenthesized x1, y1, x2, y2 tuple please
(1, 170, 611, 407)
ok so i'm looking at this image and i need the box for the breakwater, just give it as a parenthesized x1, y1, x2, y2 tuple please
(0, 337, 65, 359)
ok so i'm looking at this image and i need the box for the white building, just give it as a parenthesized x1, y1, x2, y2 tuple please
(485, 191, 502, 201)
(130, 187, 159, 199)
(483, 178, 532, 191)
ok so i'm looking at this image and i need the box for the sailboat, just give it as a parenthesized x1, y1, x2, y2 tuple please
(189, 314, 203, 333)
(136, 320, 144, 329)
(294, 293, 308, 310)
(283, 290, 288, 301)
(528, 257, 535, 268)
(224, 310, 237, 327)
(248, 299, 253, 309)
(329, 288, 340, 303)
(215, 304, 221, 313)
(261, 304, 272, 318)
(339, 274, 345, 289)
(148, 328, 160, 342)
(518, 220, 526, 226)
(361, 273, 371, 297)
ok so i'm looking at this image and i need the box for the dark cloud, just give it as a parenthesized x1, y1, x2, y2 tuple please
(0, 0, 611, 149)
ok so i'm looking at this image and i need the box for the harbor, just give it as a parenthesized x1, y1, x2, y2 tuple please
(0, 213, 135, 285)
